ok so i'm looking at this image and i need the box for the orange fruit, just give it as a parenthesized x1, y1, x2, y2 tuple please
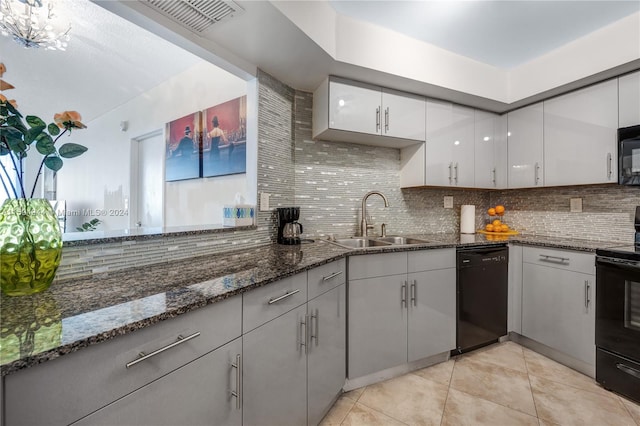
(501, 224, 509, 232)
(487, 208, 496, 216)
(495, 205, 505, 215)
(485, 224, 494, 232)
(492, 219, 502, 227)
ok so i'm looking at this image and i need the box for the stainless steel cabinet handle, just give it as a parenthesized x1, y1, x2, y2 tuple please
(376, 107, 380, 132)
(410, 280, 417, 306)
(385, 107, 389, 132)
(539, 254, 569, 264)
(310, 310, 319, 346)
(401, 281, 407, 308)
(616, 363, 640, 379)
(300, 316, 308, 354)
(322, 271, 343, 281)
(454, 163, 459, 184)
(448, 162, 453, 183)
(126, 332, 201, 368)
(231, 354, 242, 410)
(535, 162, 540, 185)
(584, 280, 589, 308)
(492, 168, 496, 186)
(607, 153, 612, 179)
(268, 289, 300, 305)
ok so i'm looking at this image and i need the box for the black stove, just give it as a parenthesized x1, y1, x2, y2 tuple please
(594, 207, 640, 403)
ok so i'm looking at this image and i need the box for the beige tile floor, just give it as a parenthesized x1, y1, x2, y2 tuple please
(321, 342, 640, 426)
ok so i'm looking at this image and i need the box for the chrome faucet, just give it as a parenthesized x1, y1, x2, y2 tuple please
(360, 191, 389, 237)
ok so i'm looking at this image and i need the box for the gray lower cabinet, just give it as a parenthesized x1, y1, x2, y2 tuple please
(72, 338, 242, 426)
(407, 269, 456, 363)
(348, 274, 408, 378)
(307, 284, 346, 426)
(243, 272, 346, 426)
(520, 247, 596, 374)
(243, 304, 308, 426)
(348, 249, 456, 379)
(522, 263, 595, 367)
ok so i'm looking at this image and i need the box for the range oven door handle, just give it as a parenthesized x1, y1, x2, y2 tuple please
(596, 256, 640, 272)
(616, 363, 640, 380)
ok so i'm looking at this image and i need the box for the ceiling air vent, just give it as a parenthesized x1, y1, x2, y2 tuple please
(144, 0, 244, 34)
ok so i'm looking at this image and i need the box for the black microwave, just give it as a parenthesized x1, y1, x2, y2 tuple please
(619, 125, 640, 185)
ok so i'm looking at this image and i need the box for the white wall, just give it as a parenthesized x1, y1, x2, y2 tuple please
(57, 60, 253, 231)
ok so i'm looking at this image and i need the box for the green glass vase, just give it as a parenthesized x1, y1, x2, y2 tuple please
(0, 199, 62, 296)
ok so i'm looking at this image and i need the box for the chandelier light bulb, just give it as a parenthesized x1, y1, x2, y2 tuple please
(0, 0, 71, 50)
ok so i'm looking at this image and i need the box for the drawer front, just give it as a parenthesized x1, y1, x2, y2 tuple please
(407, 248, 456, 273)
(349, 252, 407, 280)
(5, 297, 242, 426)
(522, 246, 595, 274)
(242, 272, 307, 333)
(308, 258, 346, 300)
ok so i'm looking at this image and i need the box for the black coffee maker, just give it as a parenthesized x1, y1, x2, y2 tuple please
(277, 207, 303, 245)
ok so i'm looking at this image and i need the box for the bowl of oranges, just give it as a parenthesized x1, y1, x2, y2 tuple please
(482, 205, 517, 235)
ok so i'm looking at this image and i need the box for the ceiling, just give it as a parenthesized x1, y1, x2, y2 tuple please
(1, 0, 639, 120)
(329, 0, 640, 69)
(0, 0, 201, 122)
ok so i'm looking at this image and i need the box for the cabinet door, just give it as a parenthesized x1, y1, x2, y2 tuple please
(508, 244, 523, 334)
(544, 79, 618, 186)
(522, 263, 595, 366)
(407, 268, 456, 362)
(508, 103, 544, 188)
(451, 105, 475, 187)
(307, 285, 346, 426)
(382, 89, 426, 141)
(329, 80, 381, 135)
(474, 111, 507, 189)
(426, 101, 474, 186)
(348, 276, 408, 379)
(426, 100, 455, 186)
(243, 305, 307, 426)
(73, 339, 242, 426)
(619, 71, 640, 128)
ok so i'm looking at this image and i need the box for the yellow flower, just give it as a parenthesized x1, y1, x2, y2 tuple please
(54, 110, 86, 129)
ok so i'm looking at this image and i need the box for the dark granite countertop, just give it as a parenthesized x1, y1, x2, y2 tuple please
(0, 233, 625, 376)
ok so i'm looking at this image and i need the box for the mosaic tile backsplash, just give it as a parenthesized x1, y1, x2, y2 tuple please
(56, 74, 639, 280)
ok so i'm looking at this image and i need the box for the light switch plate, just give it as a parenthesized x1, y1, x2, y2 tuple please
(260, 192, 271, 211)
(570, 198, 582, 213)
(444, 196, 454, 209)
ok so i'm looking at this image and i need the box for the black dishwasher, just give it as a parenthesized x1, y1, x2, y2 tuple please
(455, 245, 509, 354)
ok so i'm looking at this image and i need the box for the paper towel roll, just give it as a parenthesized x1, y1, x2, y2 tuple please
(460, 205, 476, 234)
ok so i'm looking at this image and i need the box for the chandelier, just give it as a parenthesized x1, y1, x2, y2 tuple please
(0, 0, 71, 50)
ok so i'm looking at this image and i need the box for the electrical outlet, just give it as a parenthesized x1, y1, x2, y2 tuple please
(260, 192, 271, 211)
(570, 198, 582, 213)
(444, 196, 453, 209)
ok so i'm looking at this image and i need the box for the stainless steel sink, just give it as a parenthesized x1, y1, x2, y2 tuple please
(330, 238, 392, 249)
(374, 236, 431, 245)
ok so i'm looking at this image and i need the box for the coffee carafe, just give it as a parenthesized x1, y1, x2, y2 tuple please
(277, 207, 303, 245)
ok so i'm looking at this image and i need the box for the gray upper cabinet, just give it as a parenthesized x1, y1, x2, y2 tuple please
(507, 102, 544, 188)
(474, 111, 507, 189)
(619, 71, 640, 128)
(543, 79, 618, 186)
(73, 338, 243, 426)
(313, 77, 426, 148)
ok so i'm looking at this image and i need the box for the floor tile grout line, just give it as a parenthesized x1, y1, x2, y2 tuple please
(522, 346, 542, 423)
(450, 387, 540, 422)
(350, 399, 411, 426)
(451, 345, 541, 419)
(618, 396, 640, 426)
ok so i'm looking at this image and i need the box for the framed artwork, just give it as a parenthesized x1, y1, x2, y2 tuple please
(165, 112, 201, 182)
(202, 96, 247, 178)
